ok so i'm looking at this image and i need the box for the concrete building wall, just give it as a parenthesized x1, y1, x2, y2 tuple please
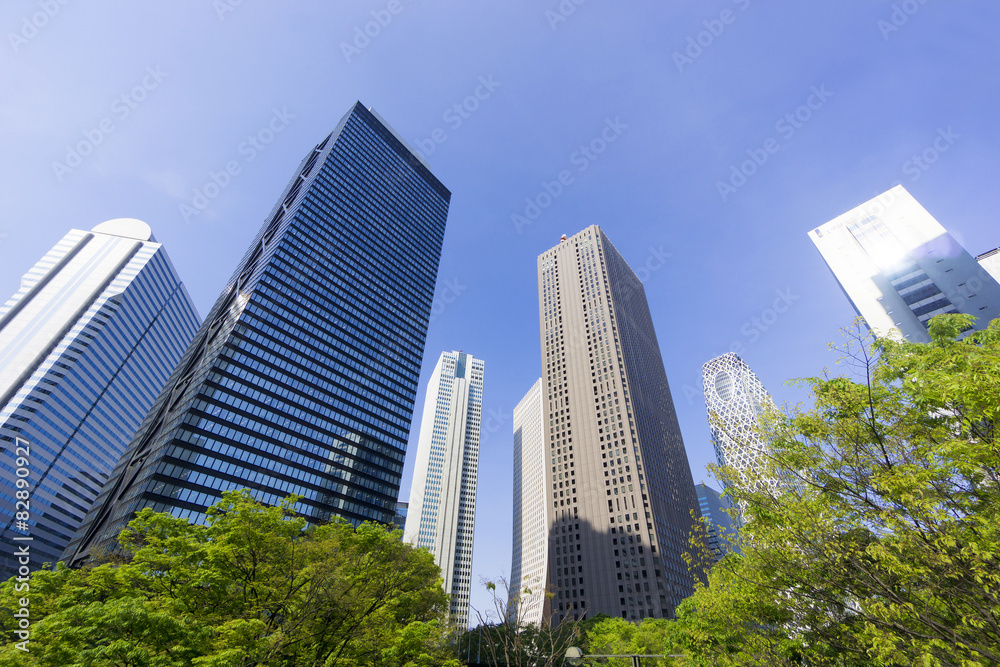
(534, 226, 699, 625)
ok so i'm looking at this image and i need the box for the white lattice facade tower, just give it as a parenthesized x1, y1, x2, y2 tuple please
(701, 353, 783, 511)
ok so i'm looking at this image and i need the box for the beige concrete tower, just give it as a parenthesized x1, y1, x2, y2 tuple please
(535, 226, 699, 625)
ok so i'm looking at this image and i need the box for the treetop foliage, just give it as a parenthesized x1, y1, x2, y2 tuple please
(0, 490, 459, 667)
(678, 315, 1000, 666)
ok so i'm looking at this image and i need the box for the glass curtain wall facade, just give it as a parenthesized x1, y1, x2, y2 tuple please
(0, 219, 200, 577)
(535, 226, 700, 625)
(64, 102, 450, 564)
(403, 350, 485, 628)
(695, 482, 738, 563)
(393, 501, 408, 530)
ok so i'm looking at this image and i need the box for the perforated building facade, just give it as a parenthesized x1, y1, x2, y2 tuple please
(701, 352, 783, 521)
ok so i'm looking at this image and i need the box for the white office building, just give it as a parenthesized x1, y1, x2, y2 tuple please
(404, 350, 485, 628)
(977, 247, 1000, 287)
(510, 378, 548, 626)
(809, 185, 1000, 342)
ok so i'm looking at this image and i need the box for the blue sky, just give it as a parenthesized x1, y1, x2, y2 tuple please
(2, 1, 998, 623)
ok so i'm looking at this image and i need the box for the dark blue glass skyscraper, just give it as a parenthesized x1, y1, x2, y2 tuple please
(695, 483, 738, 563)
(65, 102, 450, 563)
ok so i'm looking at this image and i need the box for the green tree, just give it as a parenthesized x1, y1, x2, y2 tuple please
(584, 616, 682, 666)
(0, 490, 456, 667)
(677, 315, 1000, 666)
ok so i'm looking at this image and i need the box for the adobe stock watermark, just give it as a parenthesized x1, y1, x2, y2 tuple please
(413, 76, 501, 159)
(8, 0, 71, 54)
(511, 117, 628, 234)
(179, 107, 294, 223)
(51, 66, 168, 182)
(635, 245, 672, 284)
(878, 0, 930, 41)
(902, 127, 958, 182)
(681, 288, 799, 405)
(545, 0, 587, 31)
(478, 406, 510, 445)
(673, 0, 751, 73)
(428, 278, 467, 323)
(849, 127, 959, 221)
(734, 288, 799, 352)
(10, 437, 33, 652)
(213, 0, 247, 20)
(340, 0, 411, 63)
(854, 185, 904, 222)
(716, 84, 833, 201)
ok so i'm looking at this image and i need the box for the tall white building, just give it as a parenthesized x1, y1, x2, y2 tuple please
(809, 185, 1000, 342)
(404, 350, 485, 628)
(0, 219, 200, 578)
(510, 378, 548, 626)
(701, 353, 783, 522)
